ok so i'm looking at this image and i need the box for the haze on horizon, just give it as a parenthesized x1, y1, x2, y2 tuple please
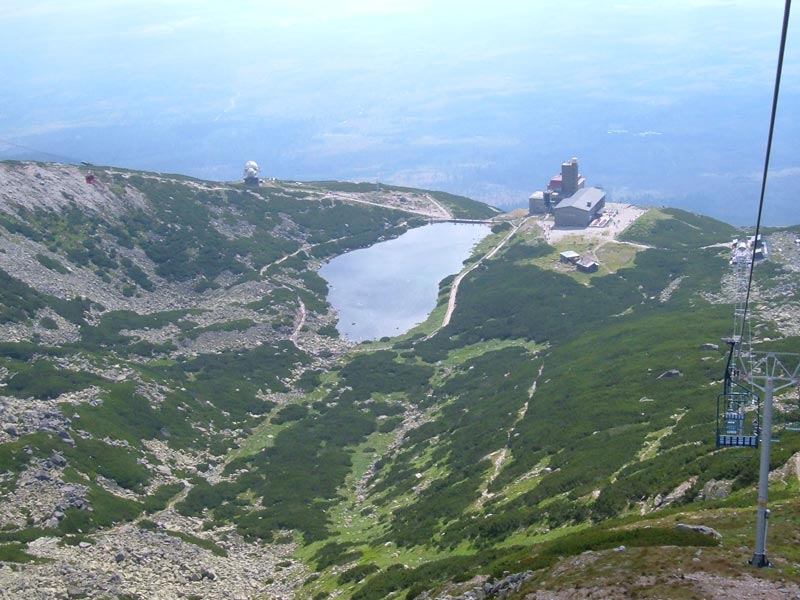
(1, 0, 798, 225)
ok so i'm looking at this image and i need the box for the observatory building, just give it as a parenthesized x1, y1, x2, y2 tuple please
(243, 161, 260, 186)
(528, 157, 605, 228)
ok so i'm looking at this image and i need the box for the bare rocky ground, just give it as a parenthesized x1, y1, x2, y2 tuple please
(1, 521, 303, 600)
(703, 231, 800, 339)
(755, 231, 800, 338)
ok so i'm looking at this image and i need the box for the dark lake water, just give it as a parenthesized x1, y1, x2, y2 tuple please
(319, 222, 491, 342)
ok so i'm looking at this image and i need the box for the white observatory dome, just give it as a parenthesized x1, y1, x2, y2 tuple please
(243, 160, 260, 180)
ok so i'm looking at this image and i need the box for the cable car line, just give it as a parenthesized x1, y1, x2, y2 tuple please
(739, 0, 792, 342)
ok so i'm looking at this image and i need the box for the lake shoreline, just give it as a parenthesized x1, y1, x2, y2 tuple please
(319, 223, 492, 342)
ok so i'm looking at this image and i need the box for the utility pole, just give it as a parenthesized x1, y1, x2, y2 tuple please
(739, 351, 800, 567)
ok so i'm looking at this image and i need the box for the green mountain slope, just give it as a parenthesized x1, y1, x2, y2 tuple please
(0, 161, 797, 599)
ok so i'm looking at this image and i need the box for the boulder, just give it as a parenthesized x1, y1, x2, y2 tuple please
(675, 523, 722, 539)
(701, 479, 731, 501)
(657, 369, 683, 379)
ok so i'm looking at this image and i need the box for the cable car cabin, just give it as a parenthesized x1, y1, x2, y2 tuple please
(718, 434, 759, 447)
(717, 391, 760, 448)
(85, 172, 95, 184)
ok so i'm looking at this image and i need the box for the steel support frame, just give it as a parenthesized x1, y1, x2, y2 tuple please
(739, 352, 800, 568)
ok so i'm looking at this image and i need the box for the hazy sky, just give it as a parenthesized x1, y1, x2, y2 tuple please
(1, 1, 798, 224)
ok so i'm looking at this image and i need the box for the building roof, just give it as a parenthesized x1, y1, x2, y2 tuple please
(560, 250, 580, 259)
(576, 258, 599, 272)
(554, 187, 605, 211)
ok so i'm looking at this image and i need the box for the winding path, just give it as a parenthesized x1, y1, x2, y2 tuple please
(259, 245, 311, 276)
(290, 298, 307, 348)
(439, 217, 530, 330)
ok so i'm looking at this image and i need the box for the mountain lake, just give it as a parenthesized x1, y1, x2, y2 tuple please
(319, 222, 491, 342)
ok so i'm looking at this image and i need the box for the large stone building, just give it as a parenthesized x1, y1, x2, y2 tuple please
(553, 187, 606, 227)
(528, 157, 605, 228)
(529, 158, 586, 215)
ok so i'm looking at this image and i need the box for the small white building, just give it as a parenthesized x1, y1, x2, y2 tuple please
(576, 258, 599, 273)
(559, 250, 580, 264)
(529, 191, 547, 214)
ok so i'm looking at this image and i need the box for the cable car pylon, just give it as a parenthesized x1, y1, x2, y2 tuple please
(715, 0, 799, 569)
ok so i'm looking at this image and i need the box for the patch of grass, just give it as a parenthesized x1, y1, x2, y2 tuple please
(0, 527, 51, 543)
(162, 529, 228, 557)
(143, 482, 186, 514)
(0, 542, 40, 563)
(620, 208, 738, 249)
(5, 360, 102, 400)
(35, 253, 69, 274)
(179, 318, 256, 340)
(351, 525, 718, 599)
(58, 485, 142, 534)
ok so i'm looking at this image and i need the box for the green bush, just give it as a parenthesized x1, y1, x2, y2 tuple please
(337, 563, 380, 584)
(35, 253, 69, 274)
(312, 542, 362, 570)
(0, 542, 38, 563)
(271, 404, 309, 424)
(143, 483, 186, 513)
(39, 316, 58, 330)
(58, 486, 142, 534)
(6, 361, 102, 400)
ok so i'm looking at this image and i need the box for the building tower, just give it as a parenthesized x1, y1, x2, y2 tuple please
(561, 157, 580, 198)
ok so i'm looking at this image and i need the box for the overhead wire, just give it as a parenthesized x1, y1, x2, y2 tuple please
(740, 0, 793, 342)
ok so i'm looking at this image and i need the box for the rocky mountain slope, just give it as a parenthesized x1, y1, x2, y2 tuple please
(0, 161, 497, 598)
(0, 160, 797, 600)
